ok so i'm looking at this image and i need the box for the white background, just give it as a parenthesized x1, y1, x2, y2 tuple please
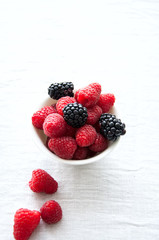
(0, 0, 159, 239)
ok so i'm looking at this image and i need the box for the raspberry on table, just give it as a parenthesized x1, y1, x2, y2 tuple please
(40, 200, 62, 224)
(63, 103, 88, 128)
(99, 113, 126, 141)
(48, 136, 77, 159)
(43, 113, 66, 138)
(48, 82, 74, 100)
(86, 105, 102, 125)
(73, 146, 89, 160)
(76, 124, 97, 147)
(76, 83, 101, 108)
(97, 93, 115, 113)
(29, 169, 58, 194)
(32, 106, 57, 129)
(56, 96, 76, 116)
(13, 208, 41, 240)
(89, 133, 109, 152)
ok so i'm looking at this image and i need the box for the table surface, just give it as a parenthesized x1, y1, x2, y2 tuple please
(0, 0, 159, 239)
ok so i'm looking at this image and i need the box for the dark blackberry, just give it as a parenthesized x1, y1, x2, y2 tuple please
(63, 103, 88, 128)
(99, 113, 126, 141)
(48, 82, 74, 100)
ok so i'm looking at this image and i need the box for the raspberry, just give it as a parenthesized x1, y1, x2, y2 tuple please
(99, 113, 126, 141)
(89, 83, 101, 95)
(75, 89, 80, 101)
(13, 208, 40, 240)
(43, 113, 66, 138)
(32, 106, 57, 129)
(76, 83, 101, 108)
(29, 169, 58, 194)
(97, 93, 115, 113)
(93, 122, 100, 132)
(40, 200, 62, 224)
(56, 96, 76, 116)
(65, 124, 77, 137)
(86, 105, 102, 125)
(48, 137, 77, 159)
(63, 103, 88, 128)
(73, 147, 89, 160)
(48, 82, 74, 100)
(76, 124, 97, 147)
(87, 149, 97, 158)
(89, 133, 109, 152)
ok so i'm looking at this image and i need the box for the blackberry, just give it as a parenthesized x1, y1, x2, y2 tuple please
(99, 113, 126, 141)
(63, 103, 88, 128)
(48, 82, 74, 100)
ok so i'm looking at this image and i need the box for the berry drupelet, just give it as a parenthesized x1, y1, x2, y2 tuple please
(63, 103, 88, 128)
(99, 113, 126, 141)
(48, 82, 74, 100)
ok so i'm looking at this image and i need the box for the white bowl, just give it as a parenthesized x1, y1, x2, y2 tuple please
(31, 97, 120, 165)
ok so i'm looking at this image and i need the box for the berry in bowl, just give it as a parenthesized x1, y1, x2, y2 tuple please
(31, 82, 126, 165)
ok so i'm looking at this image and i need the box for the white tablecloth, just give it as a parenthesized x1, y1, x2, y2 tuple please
(0, 1, 159, 239)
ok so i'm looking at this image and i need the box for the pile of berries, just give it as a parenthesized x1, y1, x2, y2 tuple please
(32, 82, 126, 160)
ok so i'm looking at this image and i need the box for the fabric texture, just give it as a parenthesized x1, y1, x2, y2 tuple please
(0, 0, 159, 239)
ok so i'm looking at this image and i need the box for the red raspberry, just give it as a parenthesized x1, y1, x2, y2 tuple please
(48, 137, 77, 159)
(29, 169, 58, 194)
(43, 113, 66, 138)
(56, 96, 76, 116)
(93, 122, 100, 132)
(76, 83, 101, 108)
(76, 124, 97, 147)
(13, 208, 40, 240)
(89, 133, 109, 152)
(89, 83, 101, 95)
(97, 93, 115, 113)
(86, 105, 102, 125)
(32, 106, 57, 129)
(87, 149, 97, 158)
(65, 124, 77, 137)
(73, 146, 88, 160)
(40, 200, 62, 224)
(75, 89, 80, 101)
